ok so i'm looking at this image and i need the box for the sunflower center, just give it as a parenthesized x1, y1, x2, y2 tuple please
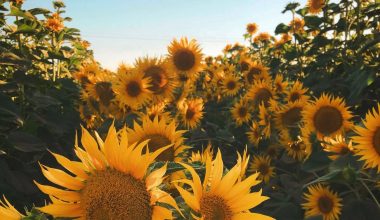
(240, 61, 249, 72)
(145, 66, 168, 93)
(254, 88, 272, 106)
(144, 134, 174, 161)
(282, 107, 302, 127)
(317, 195, 333, 214)
(289, 92, 300, 102)
(313, 106, 343, 135)
(186, 108, 196, 120)
(173, 49, 195, 71)
(238, 107, 247, 118)
(200, 194, 233, 220)
(373, 127, 380, 155)
(247, 67, 261, 84)
(81, 169, 152, 220)
(226, 80, 236, 90)
(126, 80, 142, 97)
(95, 82, 114, 106)
(258, 163, 269, 175)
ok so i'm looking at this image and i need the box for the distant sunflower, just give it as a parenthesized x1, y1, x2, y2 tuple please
(258, 103, 272, 138)
(303, 184, 342, 220)
(231, 99, 251, 126)
(35, 125, 180, 219)
(168, 37, 203, 81)
(247, 121, 262, 146)
(274, 101, 303, 130)
(175, 150, 274, 220)
(0, 196, 24, 220)
(245, 62, 270, 85)
(246, 23, 258, 35)
(222, 74, 241, 96)
(290, 18, 305, 33)
(352, 103, 380, 172)
(238, 54, 252, 72)
(307, 0, 325, 14)
(273, 74, 288, 94)
(127, 116, 187, 162)
(303, 94, 353, 139)
(190, 144, 214, 164)
(286, 80, 309, 103)
(246, 79, 275, 107)
(322, 135, 353, 160)
(281, 131, 311, 161)
(179, 98, 204, 129)
(144, 102, 172, 121)
(135, 57, 177, 102)
(112, 69, 152, 110)
(79, 103, 99, 129)
(254, 32, 271, 43)
(249, 155, 275, 183)
(86, 71, 115, 111)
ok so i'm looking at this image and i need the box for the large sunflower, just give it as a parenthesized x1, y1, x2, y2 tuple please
(0, 196, 24, 220)
(249, 155, 275, 183)
(307, 0, 325, 14)
(246, 79, 275, 107)
(135, 57, 177, 102)
(352, 103, 380, 172)
(35, 125, 180, 219)
(167, 37, 203, 82)
(303, 184, 342, 220)
(112, 69, 152, 110)
(179, 98, 204, 129)
(231, 99, 251, 126)
(127, 116, 187, 162)
(175, 150, 274, 220)
(303, 94, 353, 139)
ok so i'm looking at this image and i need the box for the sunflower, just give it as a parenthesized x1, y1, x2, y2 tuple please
(237, 148, 250, 181)
(286, 80, 309, 103)
(231, 99, 251, 126)
(303, 184, 342, 220)
(127, 116, 187, 162)
(254, 32, 271, 43)
(244, 62, 270, 85)
(179, 98, 204, 129)
(307, 0, 325, 14)
(221, 73, 241, 96)
(322, 135, 353, 160)
(247, 121, 262, 146)
(249, 155, 275, 183)
(303, 93, 353, 139)
(238, 53, 252, 73)
(190, 144, 214, 164)
(281, 130, 311, 161)
(168, 37, 203, 82)
(45, 13, 64, 32)
(135, 57, 177, 102)
(144, 102, 172, 121)
(273, 74, 288, 94)
(112, 69, 152, 110)
(352, 103, 380, 172)
(289, 17, 305, 33)
(246, 79, 275, 107)
(274, 101, 304, 130)
(35, 125, 180, 219)
(258, 103, 272, 138)
(175, 150, 274, 220)
(246, 23, 258, 35)
(0, 196, 24, 220)
(79, 103, 99, 129)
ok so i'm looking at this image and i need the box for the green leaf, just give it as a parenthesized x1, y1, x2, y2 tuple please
(28, 8, 51, 15)
(8, 5, 35, 20)
(13, 23, 36, 34)
(304, 16, 322, 29)
(275, 23, 290, 35)
(8, 131, 46, 152)
(282, 2, 300, 13)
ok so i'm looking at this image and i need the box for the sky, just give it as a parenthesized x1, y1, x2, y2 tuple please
(24, 0, 309, 70)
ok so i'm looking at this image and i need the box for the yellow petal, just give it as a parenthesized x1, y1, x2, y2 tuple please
(146, 164, 167, 191)
(178, 162, 202, 201)
(34, 181, 80, 202)
(229, 191, 269, 212)
(174, 185, 200, 211)
(81, 126, 106, 170)
(40, 164, 84, 191)
(152, 205, 172, 220)
(225, 172, 260, 201)
(38, 203, 83, 218)
(232, 212, 274, 220)
(50, 151, 88, 179)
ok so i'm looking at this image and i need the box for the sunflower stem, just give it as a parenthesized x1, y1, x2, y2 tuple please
(359, 179, 380, 209)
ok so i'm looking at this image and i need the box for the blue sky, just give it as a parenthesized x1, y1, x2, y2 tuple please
(24, 0, 308, 70)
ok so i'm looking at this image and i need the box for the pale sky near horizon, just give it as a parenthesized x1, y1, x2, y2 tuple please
(24, 0, 309, 70)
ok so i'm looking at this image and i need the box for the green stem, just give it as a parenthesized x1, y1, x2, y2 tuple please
(360, 179, 380, 209)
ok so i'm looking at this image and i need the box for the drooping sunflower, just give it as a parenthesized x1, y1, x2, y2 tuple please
(303, 184, 342, 220)
(167, 37, 203, 82)
(35, 125, 180, 219)
(112, 69, 152, 110)
(244, 62, 270, 85)
(135, 57, 177, 102)
(221, 73, 241, 96)
(179, 98, 204, 129)
(0, 196, 24, 220)
(303, 93, 353, 139)
(274, 101, 304, 130)
(307, 0, 325, 14)
(247, 121, 262, 146)
(286, 80, 309, 103)
(322, 135, 353, 160)
(246, 79, 275, 107)
(352, 103, 380, 172)
(231, 99, 251, 126)
(246, 23, 258, 35)
(175, 150, 274, 220)
(127, 116, 187, 162)
(249, 155, 275, 183)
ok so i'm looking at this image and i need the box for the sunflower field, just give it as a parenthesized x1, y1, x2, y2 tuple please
(1, 0, 380, 219)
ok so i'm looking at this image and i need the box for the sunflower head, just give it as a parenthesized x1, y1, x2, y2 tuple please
(245, 62, 270, 85)
(222, 73, 241, 97)
(249, 155, 275, 183)
(253, 32, 271, 43)
(307, 0, 325, 14)
(303, 184, 342, 220)
(322, 135, 353, 160)
(274, 101, 304, 130)
(273, 74, 289, 94)
(286, 80, 309, 103)
(247, 121, 262, 146)
(231, 98, 251, 126)
(179, 98, 204, 129)
(246, 79, 275, 107)
(246, 23, 258, 35)
(290, 17, 305, 33)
